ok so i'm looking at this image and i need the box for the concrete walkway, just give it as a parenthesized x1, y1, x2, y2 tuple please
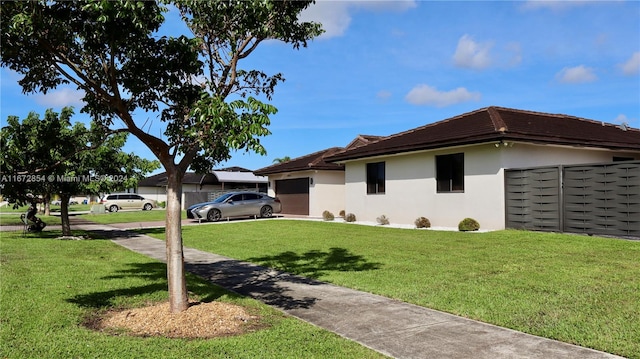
(59, 221, 623, 359)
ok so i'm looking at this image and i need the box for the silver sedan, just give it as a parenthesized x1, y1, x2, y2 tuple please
(186, 191, 282, 222)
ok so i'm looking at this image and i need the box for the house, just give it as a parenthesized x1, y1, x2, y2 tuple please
(254, 135, 381, 216)
(138, 167, 268, 209)
(314, 106, 639, 231)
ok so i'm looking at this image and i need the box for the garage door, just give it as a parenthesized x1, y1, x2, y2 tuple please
(275, 178, 309, 215)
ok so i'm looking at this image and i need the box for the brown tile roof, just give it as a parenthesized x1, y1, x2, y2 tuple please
(325, 106, 640, 162)
(344, 134, 384, 149)
(138, 168, 262, 187)
(254, 147, 345, 175)
(254, 135, 384, 175)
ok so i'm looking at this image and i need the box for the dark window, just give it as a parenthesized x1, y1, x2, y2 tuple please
(229, 194, 243, 202)
(243, 193, 260, 200)
(613, 156, 634, 162)
(366, 162, 385, 194)
(436, 153, 464, 192)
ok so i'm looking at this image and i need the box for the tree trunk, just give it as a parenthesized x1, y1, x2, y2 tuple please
(43, 193, 51, 216)
(59, 193, 72, 236)
(165, 167, 189, 313)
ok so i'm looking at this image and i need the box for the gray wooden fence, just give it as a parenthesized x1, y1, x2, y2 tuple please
(505, 161, 640, 237)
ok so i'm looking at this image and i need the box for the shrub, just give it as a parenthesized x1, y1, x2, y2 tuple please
(458, 218, 480, 231)
(322, 210, 335, 221)
(376, 215, 390, 225)
(339, 210, 345, 217)
(414, 217, 431, 229)
(157, 201, 166, 208)
(344, 213, 356, 222)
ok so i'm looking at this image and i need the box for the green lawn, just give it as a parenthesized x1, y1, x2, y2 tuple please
(142, 220, 639, 358)
(0, 230, 386, 359)
(0, 206, 174, 226)
(78, 209, 177, 224)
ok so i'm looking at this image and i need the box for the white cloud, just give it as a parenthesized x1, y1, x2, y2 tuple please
(299, 0, 417, 39)
(619, 52, 640, 76)
(299, 1, 351, 39)
(34, 88, 84, 107)
(405, 84, 481, 107)
(614, 114, 629, 123)
(351, 0, 417, 12)
(453, 34, 493, 70)
(555, 65, 597, 84)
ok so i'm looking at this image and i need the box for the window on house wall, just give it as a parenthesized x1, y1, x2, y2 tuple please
(366, 162, 385, 194)
(436, 153, 464, 192)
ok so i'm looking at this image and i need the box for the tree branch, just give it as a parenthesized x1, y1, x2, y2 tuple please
(15, 128, 130, 175)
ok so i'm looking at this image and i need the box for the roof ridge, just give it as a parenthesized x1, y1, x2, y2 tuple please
(351, 107, 491, 150)
(254, 146, 344, 173)
(492, 106, 640, 133)
(487, 106, 507, 133)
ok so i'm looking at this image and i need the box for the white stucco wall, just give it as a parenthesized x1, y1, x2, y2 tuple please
(137, 186, 167, 204)
(309, 171, 345, 217)
(343, 142, 639, 231)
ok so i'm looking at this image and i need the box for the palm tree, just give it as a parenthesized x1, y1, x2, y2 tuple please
(273, 156, 291, 164)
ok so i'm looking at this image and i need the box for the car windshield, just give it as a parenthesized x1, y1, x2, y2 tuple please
(213, 193, 234, 203)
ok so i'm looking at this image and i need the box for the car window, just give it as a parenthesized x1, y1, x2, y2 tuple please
(243, 193, 260, 200)
(131, 195, 143, 200)
(107, 195, 118, 200)
(229, 194, 243, 202)
(213, 193, 234, 203)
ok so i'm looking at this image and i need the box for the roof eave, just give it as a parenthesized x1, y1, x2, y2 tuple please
(326, 134, 640, 163)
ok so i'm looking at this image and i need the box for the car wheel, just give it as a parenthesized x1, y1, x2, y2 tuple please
(109, 205, 119, 213)
(207, 209, 222, 222)
(143, 203, 153, 211)
(260, 205, 273, 218)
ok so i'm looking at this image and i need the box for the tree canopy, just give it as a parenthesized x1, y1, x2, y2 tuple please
(0, 107, 160, 235)
(1, 0, 322, 312)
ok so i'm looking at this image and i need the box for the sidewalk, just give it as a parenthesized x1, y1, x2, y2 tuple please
(69, 221, 622, 359)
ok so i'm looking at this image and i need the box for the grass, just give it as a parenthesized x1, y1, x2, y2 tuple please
(140, 220, 639, 358)
(0, 203, 91, 213)
(0, 230, 387, 359)
(0, 203, 89, 226)
(77, 209, 177, 224)
(0, 204, 175, 226)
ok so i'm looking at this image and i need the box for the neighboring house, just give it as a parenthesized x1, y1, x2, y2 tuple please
(138, 167, 268, 209)
(254, 135, 381, 216)
(321, 106, 640, 231)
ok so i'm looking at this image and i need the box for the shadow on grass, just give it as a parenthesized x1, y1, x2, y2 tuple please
(180, 248, 384, 310)
(133, 227, 166, 237)
(67, 262, 237, 309)
(247, 248, 383, 279)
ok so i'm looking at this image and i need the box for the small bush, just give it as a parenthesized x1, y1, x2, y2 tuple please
(322, 210, 335, 221)
(458, 218, 480, 231)
(376, 215, 390, 225)
(415, 217, 431, 229)
(157, 201, 166, 208)
(339, 210, 345, 217)
(344, 213, 356, 222)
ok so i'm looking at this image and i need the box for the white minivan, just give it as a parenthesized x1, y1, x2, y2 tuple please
(101, 193, 156, 212)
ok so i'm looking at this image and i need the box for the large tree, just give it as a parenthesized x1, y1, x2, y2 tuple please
(0, 107, 160, 236)
(1, 0, 321, 312)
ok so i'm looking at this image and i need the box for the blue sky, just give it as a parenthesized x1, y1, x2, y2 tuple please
(1, 0, 639, 174)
